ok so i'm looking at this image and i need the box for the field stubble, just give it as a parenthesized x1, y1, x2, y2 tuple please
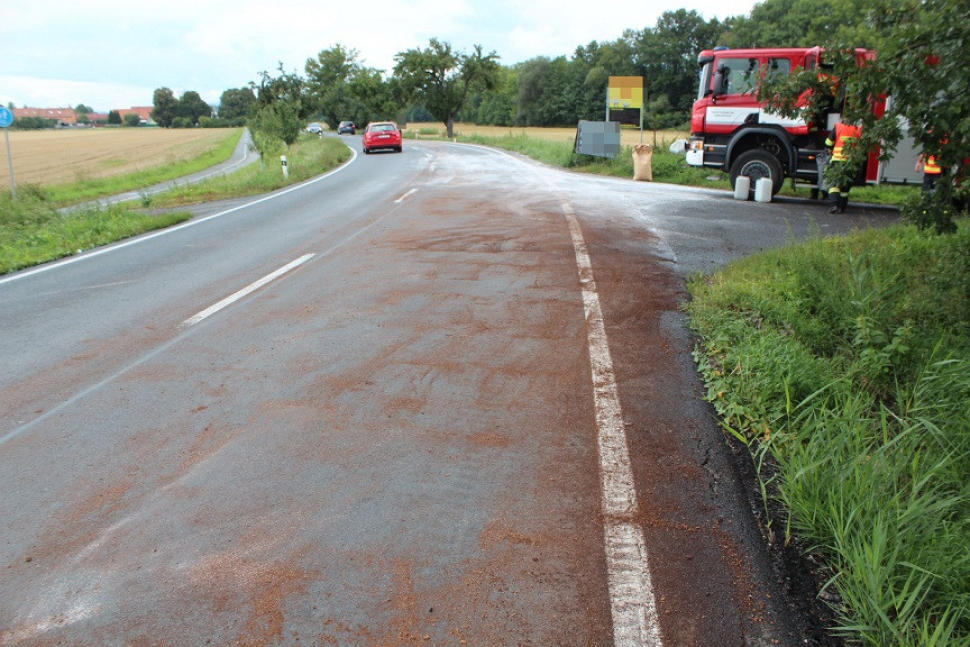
(0, 128, 239, 187)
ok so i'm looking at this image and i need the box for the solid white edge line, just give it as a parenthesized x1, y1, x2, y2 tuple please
(182, 254, 315, 327)
(395, 188, 418, 203)
(0, 149, 358, 287)
(561, 199, 663, 647)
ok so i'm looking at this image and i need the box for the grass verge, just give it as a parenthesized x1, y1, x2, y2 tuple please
(0, 134, 351, 274)
(147, 134, 351, 208)
(43, 129, 244, 205)
(0, 190, 192, 274)
(687, 222, 970, 646)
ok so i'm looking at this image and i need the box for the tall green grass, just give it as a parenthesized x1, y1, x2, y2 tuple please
(44, 129, 244, 205)
(149, 134, 351, 207)
(0, 188, 192, 274)
(688, 222, 970, 646)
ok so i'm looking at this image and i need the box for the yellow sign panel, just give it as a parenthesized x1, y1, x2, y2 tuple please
(608, 76, 643, 110)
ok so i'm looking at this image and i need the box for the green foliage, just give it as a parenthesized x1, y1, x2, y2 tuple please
(249, 65, 310, 149)
(107, 110, 122, 125)
(10, 117, 56, 130)
(688, 222, 970, 646)
(725, 0, 880, 49)
(177, 91, 212, 126)
(0, 190, 191, 274)
(152, 134, 350, 207)
(151, 87, 178, 128)
(394, 39, 501, 137)
(628, 9, 727, 114)
(462, 67, 517, 126)
(756, 0, 970, 233)
(122, 113, 141, 127)
(304, 45, 392, 130)
(218, 87, 256, 121)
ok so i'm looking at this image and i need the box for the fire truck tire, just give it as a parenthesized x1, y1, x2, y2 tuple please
(730, 149, 784, 197)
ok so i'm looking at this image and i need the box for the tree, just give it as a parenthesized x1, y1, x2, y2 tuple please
(725, 0, 878, 49)
(108, 110, 122, 125)
(218, 87, 256, 121)
(74, 104, 93, 116)
(394, 39, 500, 137)
(123, 113, 141, 127)
(249, 65, 308, 157)
(305, 44, 364, 128)
(759, 0, 970, 232)
(467, 66, 516, 125)
(515, 57, 552, 126)
(249, 104, 289, 163)
(629, 10, 725, 116)
(151, 87, 178, 128)
(177, 91, 212, 126)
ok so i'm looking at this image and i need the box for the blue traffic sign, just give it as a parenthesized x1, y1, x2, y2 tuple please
(0, 107, 13, 128)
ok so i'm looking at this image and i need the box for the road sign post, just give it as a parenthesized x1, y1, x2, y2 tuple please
(0, 107, 15, 200)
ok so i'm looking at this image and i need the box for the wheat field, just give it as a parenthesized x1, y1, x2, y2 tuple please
(405, 122, 689, 148)
(0, 124, 687, 190)
(0, 128, 238, 187)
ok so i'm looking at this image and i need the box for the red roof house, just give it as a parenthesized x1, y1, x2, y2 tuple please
(12, 107, 77, 125)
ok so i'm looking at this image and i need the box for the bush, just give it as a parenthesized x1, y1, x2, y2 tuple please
(11, 117, 56, 130)
(688, 221, 970, 647)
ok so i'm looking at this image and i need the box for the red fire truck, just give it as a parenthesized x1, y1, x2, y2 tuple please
(685, 46, 922, 195)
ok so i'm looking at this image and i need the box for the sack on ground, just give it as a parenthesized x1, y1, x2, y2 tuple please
(633, 144, 653, 182)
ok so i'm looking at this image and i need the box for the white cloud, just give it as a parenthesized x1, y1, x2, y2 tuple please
(1, 0, 756, 111)
(0, 76, 157, 112)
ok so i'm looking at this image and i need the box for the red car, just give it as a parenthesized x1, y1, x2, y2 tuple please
(362, 121, 402, 154)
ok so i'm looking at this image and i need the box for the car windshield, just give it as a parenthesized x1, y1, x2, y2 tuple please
(371, 124, 395, 132)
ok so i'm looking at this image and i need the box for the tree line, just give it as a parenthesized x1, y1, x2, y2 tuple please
(229, 0, 888, 135)
(149, 0, 897, 134)
(148, 0, 966, 230)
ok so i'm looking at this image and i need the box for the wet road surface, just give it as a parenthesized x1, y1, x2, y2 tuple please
(0, 140, 899, 646)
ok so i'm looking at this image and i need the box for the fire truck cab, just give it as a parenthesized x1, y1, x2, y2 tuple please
(685, 46, 919, 195)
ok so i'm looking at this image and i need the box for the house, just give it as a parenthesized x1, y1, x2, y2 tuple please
(118, 106, 154, 125)
(12, 107, 77, 126)
(10, 105, 156, 127)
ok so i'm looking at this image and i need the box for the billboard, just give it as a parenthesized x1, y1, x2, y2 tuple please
(608, 76, 643, 110)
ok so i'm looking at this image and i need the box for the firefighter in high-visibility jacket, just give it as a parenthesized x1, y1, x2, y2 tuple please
(824, 122, 862, 213)
(917, 152, 943, 193)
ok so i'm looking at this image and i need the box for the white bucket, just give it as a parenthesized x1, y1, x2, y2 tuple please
(733, 176, 750, 200)
(754, 178, 773, 202)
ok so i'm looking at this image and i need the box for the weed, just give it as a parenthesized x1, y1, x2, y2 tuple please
(688, 221, 970, 646)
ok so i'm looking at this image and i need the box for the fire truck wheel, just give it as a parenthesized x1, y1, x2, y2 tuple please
(730, 149, 784, 197)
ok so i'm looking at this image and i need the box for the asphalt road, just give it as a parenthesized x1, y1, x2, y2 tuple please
(0, 138, 899, 647)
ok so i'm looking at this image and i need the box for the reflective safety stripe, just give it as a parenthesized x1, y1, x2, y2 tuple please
(831, 123, 861, 162)
(924, 156, 942, 174)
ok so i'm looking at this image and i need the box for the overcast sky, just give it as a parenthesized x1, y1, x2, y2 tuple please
(2, 0, 758, 113)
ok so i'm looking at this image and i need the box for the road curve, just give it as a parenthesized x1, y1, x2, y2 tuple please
(0, 139, 898, 646)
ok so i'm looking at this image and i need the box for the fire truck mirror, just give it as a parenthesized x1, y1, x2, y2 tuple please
(713, 66, 728, 98)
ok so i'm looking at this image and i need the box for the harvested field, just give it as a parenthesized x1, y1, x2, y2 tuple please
(405, 122, 689, 148)
(0, 128, 241, 187)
